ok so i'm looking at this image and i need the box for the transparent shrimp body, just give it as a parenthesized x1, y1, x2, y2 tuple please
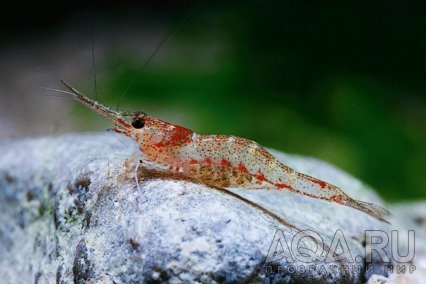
(61, 81, 390, 223)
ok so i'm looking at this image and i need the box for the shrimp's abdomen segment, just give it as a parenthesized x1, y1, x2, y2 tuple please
(185, 163, 253, 188)
(181, 135, 349, 198)
(180, 135, 293, 190)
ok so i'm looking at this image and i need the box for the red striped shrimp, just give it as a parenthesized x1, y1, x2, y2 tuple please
(61, 81, 390, 223)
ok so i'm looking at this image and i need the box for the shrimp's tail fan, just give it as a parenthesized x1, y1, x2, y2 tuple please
(351, 199, 392, 224)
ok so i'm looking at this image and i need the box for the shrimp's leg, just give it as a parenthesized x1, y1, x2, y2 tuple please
(134, 159, 141, 191)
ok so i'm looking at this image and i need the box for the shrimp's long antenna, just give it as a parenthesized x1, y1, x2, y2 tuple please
(60, 81, 84, 97)
(36, 86, 77, 96)
(60, 80, 125, 124)
(91, 17, 98, 100)
(117, 0, 206, 108)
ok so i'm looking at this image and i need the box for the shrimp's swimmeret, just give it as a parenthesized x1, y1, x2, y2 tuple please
(61, 81, 390, 223)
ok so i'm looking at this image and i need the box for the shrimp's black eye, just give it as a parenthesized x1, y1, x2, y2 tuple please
(131, 117, 145, 129)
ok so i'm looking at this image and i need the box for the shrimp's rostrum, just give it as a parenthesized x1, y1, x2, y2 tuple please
(61, 81, 390, 223)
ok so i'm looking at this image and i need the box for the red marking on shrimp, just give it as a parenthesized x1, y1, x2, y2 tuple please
(237, 163, 249, 173)
(331, 195, 344, 204)
(153, 141, 166, 147)
(221, 159, 232, 167)
(254, 171, 293, 190)
(61, 81, 390, 223)
(169, 126, 193, 145)
(307, 176, 327, 189)
(275, 183, 293, 190)
(255, 171, 267, 182)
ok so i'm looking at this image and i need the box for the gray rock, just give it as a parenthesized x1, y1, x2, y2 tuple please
(0, 133, 423, 283)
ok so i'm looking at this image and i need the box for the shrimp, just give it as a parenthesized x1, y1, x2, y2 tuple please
(61, 81, 390, 223)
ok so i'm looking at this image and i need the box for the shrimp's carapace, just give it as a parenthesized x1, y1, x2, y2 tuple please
(61, 81, 390, 223)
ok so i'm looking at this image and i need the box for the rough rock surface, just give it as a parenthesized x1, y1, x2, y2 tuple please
(0, 133, 424, 283)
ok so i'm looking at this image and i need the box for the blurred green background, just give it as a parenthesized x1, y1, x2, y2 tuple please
(2, 1, 425, 201)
